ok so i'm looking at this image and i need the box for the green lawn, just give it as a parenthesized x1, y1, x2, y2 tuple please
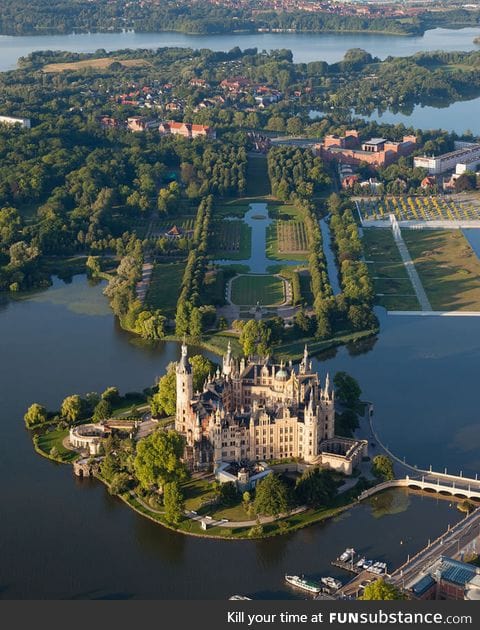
(36, 428, 78, 462)
(145, 262, 186, 317)
(403, 229, 480, 311)
(230, 274, 285, 306)
(362, 228, 420, 311)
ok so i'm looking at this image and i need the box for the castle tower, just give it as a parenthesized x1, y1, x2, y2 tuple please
(223, 340, 233, 377)
(300, 344, 309, 374)
(175, 341, 193, 436)
(304, 392, 319, 463)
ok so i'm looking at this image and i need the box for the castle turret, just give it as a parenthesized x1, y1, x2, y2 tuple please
(223, 340, 233, 377)
(175, 341, 193, 435)
(300, 344, 309, 374)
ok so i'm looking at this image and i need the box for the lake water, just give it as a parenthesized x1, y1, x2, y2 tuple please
(0, 276, 474, 599)
(311, 95, 480, 136)
(360, 98, 480, 136)
(1, 27, 480, 72)
(0, 275, 468, 598)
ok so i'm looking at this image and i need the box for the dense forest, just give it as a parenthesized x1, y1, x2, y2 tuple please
(0, 0, 479, 37)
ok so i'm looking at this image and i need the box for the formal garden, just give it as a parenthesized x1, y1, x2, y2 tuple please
(230, 274, 286, 306)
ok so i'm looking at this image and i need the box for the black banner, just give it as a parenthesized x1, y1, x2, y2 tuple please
(0, 601, 479, 630)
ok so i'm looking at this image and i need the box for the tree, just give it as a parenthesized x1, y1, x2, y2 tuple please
(101, 386, 120, 404)
(151, 363, 177, 417)
(134, 430, 188, 492)
(109, 472, 131, 495)
(86, 255, 101, 277)
(189, 306, 203, 340)
(190, 354, 216, 391)
(372, 455, 394, 481)
(239, 320, 271, 357)
(359, 579, 404, 600)
(295, 468, 338, 508)
(24, 403, 48, 427)
(254, 474, 289, 517)
(163, 481, 185, 524)
(333, 372, 361, 409)
(219, 481, 240, 506)
(60, 394, 83, 424)
(93, 399, 112, 422)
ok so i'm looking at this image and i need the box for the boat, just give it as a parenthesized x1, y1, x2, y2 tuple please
(321, 577, 342, 591)
(356, 557, 366, 569)
(229, 595, 252, 600)
(338, 548, 355, 562)
(285, 575, 321, 594)
(363, 560, 373, 569)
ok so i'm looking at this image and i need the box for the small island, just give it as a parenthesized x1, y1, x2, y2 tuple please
(25, 342, 388, 539)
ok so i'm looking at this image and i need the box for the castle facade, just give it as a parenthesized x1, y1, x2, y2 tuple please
(174, 343, 367, 475)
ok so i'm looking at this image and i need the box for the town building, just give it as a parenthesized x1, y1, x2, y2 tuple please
(0, 115, 31, 128)
(414, 142, 480, 175)
(159, 121, 216, 139)
(127, 116, 159, 132)
(407, 556, 480, 601)
(174, 342, 367, 475)
(316, 130, 417, 167)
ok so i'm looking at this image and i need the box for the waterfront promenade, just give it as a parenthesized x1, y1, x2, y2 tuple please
(389, 508, 480, 590)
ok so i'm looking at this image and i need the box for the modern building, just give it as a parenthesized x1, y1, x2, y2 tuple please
(0, 115, 31, 128)
(174, 342, 367, 474)
(407, 556, 480, 600)
(414, 142, 480, 175)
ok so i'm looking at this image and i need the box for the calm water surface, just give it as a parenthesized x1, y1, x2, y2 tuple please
(0, 275, 474, 598)
(0, 27, 480, 71)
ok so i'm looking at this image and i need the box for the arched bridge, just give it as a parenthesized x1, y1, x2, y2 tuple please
(359, 474, 480, 502)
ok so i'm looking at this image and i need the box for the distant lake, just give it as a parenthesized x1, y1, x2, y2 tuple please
(311, 95, 480, 136)
(0, 26, 480, 71)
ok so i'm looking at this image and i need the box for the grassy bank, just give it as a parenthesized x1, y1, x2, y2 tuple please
(362, 228, 420, 311)
(275, 328, 379, 362)
(403, 229, 480, 311)
(33, 426, 78, 463)
(145, 261, 186, 317)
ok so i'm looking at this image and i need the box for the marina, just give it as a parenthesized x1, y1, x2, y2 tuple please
(332, 548, 388, 577)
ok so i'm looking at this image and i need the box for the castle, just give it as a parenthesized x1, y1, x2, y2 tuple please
(175, 343, 367, 476)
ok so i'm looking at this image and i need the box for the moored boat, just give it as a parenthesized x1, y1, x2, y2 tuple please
(285, 574, 321, 594)
(321, 576, 342, 591)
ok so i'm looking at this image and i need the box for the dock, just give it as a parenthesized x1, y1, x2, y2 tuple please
(331, 559, 362, 575)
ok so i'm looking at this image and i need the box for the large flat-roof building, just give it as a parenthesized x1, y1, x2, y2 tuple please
(407, 556, 480, 600)
(414, 142, 480, 175)
(316, 130, 417, 168)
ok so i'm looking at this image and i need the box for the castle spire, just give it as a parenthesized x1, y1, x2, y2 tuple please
(177, 340, 191, 374)
(324, 373, 330, 397)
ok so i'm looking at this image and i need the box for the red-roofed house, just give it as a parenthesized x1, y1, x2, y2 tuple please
(159, 121, 216, 140)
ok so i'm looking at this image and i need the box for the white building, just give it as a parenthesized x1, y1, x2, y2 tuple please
(0, 115, 31, 129)
(414, 142, 480, 175)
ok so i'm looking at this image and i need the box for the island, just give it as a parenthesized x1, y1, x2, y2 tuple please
(25, 340, 392, 539)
